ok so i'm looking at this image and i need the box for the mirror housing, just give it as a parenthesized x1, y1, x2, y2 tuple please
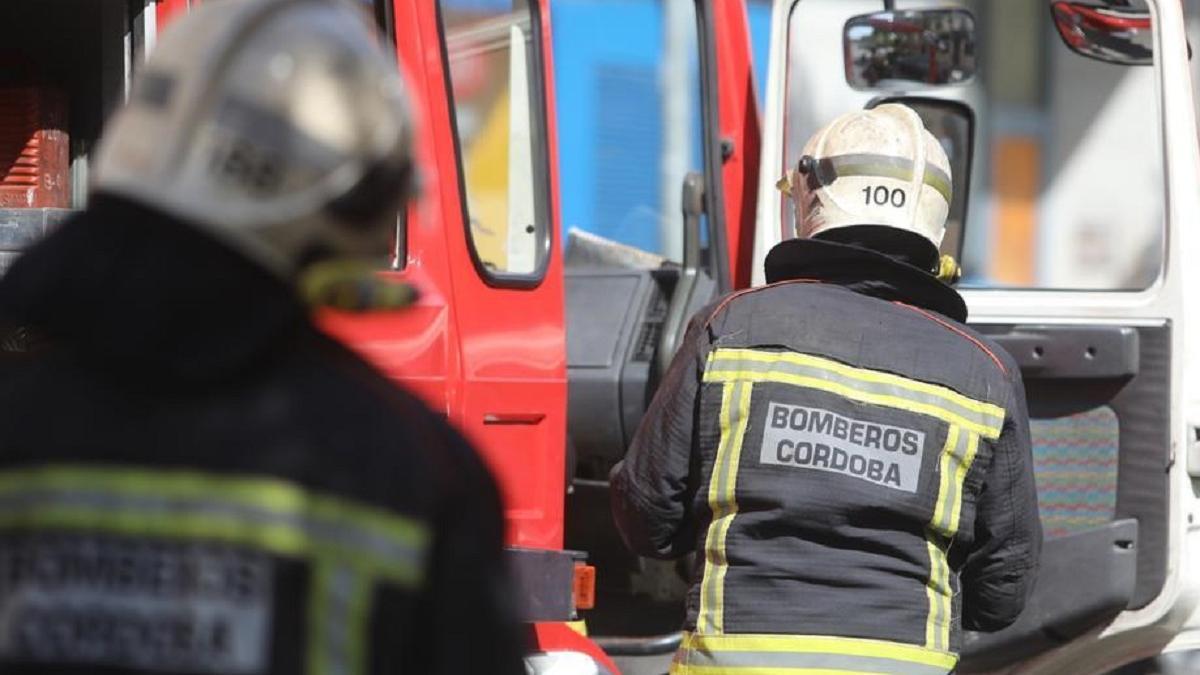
(1051, 2, 1153, 66)
(843, 9, 977, 90)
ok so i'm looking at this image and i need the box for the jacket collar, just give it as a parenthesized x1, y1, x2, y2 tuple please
(764, 237, 968, 322)
(0, 196, 308, 383)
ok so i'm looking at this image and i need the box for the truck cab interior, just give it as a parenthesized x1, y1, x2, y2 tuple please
(556, 0, 736, 638)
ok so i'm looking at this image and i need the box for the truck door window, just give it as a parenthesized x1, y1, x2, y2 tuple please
(783, 0, 1164, 291)
(438, 0, 550, 284)
(367, 0, 407, 270)
(554, 0, 707, 266)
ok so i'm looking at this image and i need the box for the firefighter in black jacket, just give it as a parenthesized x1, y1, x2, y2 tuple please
(0, 1, 524, 673)
(612, 104, 1042, 675)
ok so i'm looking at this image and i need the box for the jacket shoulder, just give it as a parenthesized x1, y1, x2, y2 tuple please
(702, 283, 1017, 410)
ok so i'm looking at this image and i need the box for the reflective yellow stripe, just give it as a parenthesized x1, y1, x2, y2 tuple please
(925, 428, 957, 650)
(947, 433, 981, 536)
(673, 667, 901, 674)
(717, 384, 753, 631)
(674, 632, 957, 674)
(698, 384, 735, 634)
(308, 562, 334, 675)
(307, 561, 377, 675)
(930, 427, 960, 534)
(698, 348, 997, 655)
(924, 536, 951, 651)
(708, 348, 1004, 432)
(0, 506, 420, 583)
(0, 465, 426, 547)
(698, 381, 754, 634)
(0, 465, 428, 675)
(682, 633, 956, 664)
(704, 368, 999, 439)
(925, 425, 979, 651)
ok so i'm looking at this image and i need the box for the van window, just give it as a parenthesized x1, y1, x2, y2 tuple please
(783, 0, 1164, 290)
(438, 0, 550, 283)
(553, 0, 706, 265)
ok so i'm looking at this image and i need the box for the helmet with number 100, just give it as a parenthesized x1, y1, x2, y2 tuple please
(790, 103, 952, 268)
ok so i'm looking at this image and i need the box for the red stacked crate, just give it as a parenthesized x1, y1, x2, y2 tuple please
(0, 87, 69, 209)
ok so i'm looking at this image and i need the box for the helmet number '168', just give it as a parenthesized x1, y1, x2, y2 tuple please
(863, 186, 906, 208)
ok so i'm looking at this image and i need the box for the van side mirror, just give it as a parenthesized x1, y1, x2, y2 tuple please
(1051, 2, 1153, 66)
(843, 9, 977, 90)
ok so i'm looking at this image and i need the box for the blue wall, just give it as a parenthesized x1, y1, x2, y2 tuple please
(747, 0, 772, 109)
(553, 1, 666, 254)
(551, 0, 773, 254)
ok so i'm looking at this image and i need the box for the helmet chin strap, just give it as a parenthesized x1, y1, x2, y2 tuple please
(937, 255, 962, 285)
(299, 259, 417, 312)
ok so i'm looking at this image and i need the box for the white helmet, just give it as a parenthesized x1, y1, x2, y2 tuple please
(92, 0, 415, 279)
(789, 104, 951, 258)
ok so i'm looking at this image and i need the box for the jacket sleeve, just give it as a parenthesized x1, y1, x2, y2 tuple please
(961, 366, 1043, 632)
(407, 417, 527, 675)
(609, 310, 710, 560)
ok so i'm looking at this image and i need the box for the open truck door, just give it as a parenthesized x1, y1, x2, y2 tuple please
(755, 0, 1200, 672)
(321, 1, 620, 671)
(554, 0, 761, 654)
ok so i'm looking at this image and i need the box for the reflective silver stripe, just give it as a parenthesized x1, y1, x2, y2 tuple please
(925, 533, 952, 651)
(0, 490, 424, 580)
(925, 427, 977, 650)
(823, 153, 953, 203)
(0, 467, 422, 675)
(323, 565, 359, 675)
(681, 648, 954, 675)
(705, 349, 1003, 439)
(0, 494, 398, 675)
(306, 562, 373, 675)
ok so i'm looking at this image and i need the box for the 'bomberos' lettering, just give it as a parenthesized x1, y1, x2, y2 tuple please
(759, 402, 926, 493)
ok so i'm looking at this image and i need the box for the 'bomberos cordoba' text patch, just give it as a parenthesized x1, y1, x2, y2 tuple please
(759, 402, 925, 492)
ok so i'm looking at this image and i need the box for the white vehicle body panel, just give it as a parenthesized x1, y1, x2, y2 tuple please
(757, 0, 1200, 671)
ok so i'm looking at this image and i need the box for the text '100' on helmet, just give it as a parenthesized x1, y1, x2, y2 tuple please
(788, 103, 952, 266)
(91, 0, 416, 278)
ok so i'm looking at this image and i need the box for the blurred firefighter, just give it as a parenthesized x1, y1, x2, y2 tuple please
(611, 104, 1041, 675)
(0, 1, 524, 673)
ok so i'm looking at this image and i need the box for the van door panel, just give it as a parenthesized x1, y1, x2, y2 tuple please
(959, 322, 1172, 670)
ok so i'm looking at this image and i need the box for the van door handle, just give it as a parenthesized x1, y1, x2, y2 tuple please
(483, 413, 546, 425)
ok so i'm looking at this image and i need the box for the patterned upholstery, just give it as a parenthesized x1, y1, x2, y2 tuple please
(1029, 407, 1120, 538)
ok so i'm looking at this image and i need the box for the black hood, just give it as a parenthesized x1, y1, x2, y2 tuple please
(764, 236, 967, 322)
(0, 196, 307, 383)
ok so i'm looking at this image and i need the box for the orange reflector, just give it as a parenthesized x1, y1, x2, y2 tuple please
(573, 563, 596, 611)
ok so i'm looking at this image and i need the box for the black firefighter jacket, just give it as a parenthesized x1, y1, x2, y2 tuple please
(611, 237, 1042, 675)
(0, 197, 526, 675)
